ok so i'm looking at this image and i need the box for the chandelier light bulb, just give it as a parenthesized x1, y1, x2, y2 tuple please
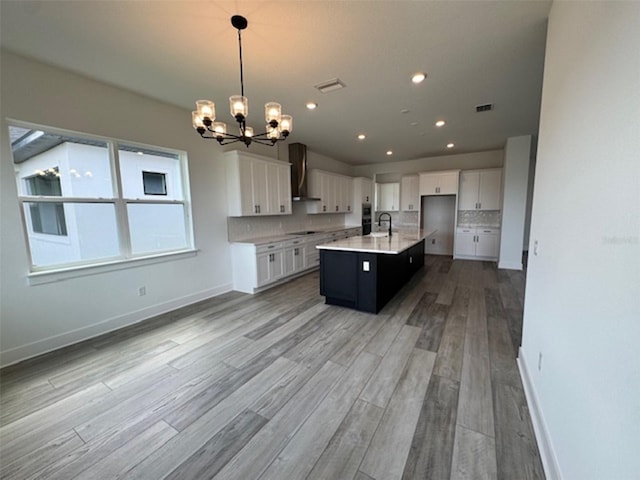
(195, 100, 215, 121)
(244, 126, 254, 137)
(280, 115, 293, 134)
(265, 103, 282, 124)
(213, 122, 227, 137)
(230, 95, 248, 119)
(267, 125, 280, 140)
(192, 111, 205, 130)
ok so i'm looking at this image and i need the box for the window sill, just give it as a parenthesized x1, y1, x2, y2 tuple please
(27, 249, 199, 286)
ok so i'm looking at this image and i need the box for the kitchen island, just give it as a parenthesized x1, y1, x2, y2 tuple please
(317, 229, 435, 313)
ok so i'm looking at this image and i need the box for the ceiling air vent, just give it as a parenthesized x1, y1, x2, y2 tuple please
(476, 103, 493, 112)
(314, 78, 346, 94)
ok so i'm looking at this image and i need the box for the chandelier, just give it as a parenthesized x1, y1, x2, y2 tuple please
(191, 15, 293, 147)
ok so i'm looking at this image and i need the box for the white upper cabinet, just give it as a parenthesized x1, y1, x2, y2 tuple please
(307, 169, 353, 214)
(400, 175, 419, 211)
(357, 177, 373, 204)
(225, 150, 292, 216)
(419, 170, 460, 196)
(376, 182, 400, 211)
(458, 169, 502, 211)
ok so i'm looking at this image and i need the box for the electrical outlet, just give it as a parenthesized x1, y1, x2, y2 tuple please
(534, 240, 539, 256)
(538, 352, 543, 371)
(363, 261, 370, 272)
(431, 238, 436, 244)
(138, 286, 146, 296)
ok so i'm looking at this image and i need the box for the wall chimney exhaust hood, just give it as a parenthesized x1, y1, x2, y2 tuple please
(289, 143, 320, 201)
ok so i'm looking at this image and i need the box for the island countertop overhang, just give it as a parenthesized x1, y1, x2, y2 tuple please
(316, 229, 436, 255)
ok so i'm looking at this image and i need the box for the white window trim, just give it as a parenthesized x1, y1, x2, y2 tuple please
(27, 249, 199, 286)
(8, 119, 196, 276)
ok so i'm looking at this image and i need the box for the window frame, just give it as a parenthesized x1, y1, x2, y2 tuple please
(9, 119, 196, 280)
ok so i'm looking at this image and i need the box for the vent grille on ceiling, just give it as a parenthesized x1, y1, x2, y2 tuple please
(314, 78, 346, 94)
(476, 103, 493, 112)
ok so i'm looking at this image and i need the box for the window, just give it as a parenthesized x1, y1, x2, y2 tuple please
(9, 122, 194, 272)
(142, 171, 167, 196)
(24, 168, 68, 236)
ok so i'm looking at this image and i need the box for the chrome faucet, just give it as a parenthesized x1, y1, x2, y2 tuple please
(378, 212, 392, 236)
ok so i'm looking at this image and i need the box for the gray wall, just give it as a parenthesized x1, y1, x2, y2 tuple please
(0, 51, 234, 365)
(520, 3, 640, 479)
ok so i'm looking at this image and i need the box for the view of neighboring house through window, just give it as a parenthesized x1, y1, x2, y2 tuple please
(9, 123, 193, 272)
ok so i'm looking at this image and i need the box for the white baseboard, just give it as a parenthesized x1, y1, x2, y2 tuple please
(498, 260, 523, 270)
(0, 283, 233, 368)
(518, 347, 563, 480)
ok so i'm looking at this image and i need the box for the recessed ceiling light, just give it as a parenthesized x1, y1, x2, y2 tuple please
(435, 120, 446, 127)
(400, 109, 410, 114)
(411, 72, 426, 84)
(410, 122, 418, 126)
(306, 102, 318, 110)
(357, 134, 366, 140)
(386, 150, 393, 156)
(446, 143, 455, 149)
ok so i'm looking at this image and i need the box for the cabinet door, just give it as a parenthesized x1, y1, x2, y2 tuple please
(400, 175, 419, 211)
(270, 250, 284, 280)
(283, 247, 296, 276)
(294, 246, 305, 270)
(256, 253, 271, 286)
(438, 172, 459, 195)
(362, 179, 373, 204)
(344, 178, 353, 212)
(379, 183, 398, 211)
(458, 172, 480, 210)
(277, 164, 292, 214)
(265, 163, 280, 214)
(478, 170, 502, 210)
(454, 232, 476, 256)
(251, 160, 268, 214)
(476, 233, 499, 258)
(237, 159, 256, 215)
(419, 174, 438, 195)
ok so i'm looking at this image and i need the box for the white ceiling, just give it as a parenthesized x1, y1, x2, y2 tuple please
(0, 0, 551, 165)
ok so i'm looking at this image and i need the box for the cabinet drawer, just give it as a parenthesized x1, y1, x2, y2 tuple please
(478, 228, 499, 235)
(256, 242, 283, 254)
(283, 238, 304, 248)
(456, 227, 475, 234)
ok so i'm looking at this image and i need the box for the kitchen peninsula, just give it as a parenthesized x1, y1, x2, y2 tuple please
(317, 229, 435, 313)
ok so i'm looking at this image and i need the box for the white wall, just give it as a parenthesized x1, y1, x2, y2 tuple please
(520, 3, 640, 480)
(499, 135, 531, 270)
(0, 51, 233, 366)
(352, 149, 504, 178)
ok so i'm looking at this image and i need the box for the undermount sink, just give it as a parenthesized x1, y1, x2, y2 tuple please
(368, 232, 389, 238)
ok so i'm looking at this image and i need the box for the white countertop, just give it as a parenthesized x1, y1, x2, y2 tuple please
(231, 226, 360, 245)
(316, 229, 436, 255)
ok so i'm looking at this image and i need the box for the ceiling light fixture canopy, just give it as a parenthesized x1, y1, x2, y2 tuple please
(191, 15, 292, 147)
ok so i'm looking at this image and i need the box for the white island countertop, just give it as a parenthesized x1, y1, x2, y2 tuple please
(316, 229, 436, 255)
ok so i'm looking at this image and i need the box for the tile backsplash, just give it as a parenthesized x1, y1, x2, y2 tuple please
(228, 202, 347, 241)
(374, 211, 419, 230)
(457, 210, 501, 227)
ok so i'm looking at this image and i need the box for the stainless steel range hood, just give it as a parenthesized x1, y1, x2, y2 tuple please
(289, 142, 320, 201)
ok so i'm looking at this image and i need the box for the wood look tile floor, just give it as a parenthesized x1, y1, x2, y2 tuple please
(0, 256, 545, 480)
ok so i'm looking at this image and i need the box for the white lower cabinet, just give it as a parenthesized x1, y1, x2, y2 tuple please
(231, 228, 361, 293)
(454, 227, 500, 260)
(283, 238, 306, 276)
(256, 245, 284, 287)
